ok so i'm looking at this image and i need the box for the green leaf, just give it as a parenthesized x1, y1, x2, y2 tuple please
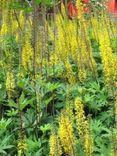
(40, 123, 52, 134)
(26, 138, 41, 151)
(0, 118, 11, 135)
(19, 92, 36, 111)
(20, 97, 36, 111)
(0, 135, 14, 154)
(46, 82, 61, 93)
(8, 99, 18, 108)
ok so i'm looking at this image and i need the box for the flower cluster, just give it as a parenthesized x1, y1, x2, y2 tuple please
(6, 70, 15, 98)
(75, 97, 93, 156)
(58, 111, 76, 156)
(49, 130, 62, 156)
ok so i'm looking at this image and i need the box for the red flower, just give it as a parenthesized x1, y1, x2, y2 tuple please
(108, 0, 117, 15)
(67, 1, 90, 19)
(68, 2, 78, 18)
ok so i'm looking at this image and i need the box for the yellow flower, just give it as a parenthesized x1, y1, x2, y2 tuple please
(6, 70, 15, 98)
(78, 69, 87, 82)
(98, 24, 117, 86)
(65, 61, 76, 85)
(18, 139, 27, 156)
(75, 97, 93, 156)
(1, 22, 8, 36)
(76, 0, 83, 19)
(49, 130, 62, 156)
(58, 110, 76, 156)
(19, 11, 25, 29)
(22, 40, 33, 71)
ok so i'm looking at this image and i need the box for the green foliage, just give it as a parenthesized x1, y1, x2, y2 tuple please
(0, 38, 115, 155)
(0, 135, 14, 155)
(0, 119, 14, 155)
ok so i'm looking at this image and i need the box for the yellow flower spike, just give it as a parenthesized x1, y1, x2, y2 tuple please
(65, 61, 76, 85)
(61, 2, 66, 18)
(0, 22, 8, 36)
(77, 20, 97, 79)
(18, 139, 27, 156)
(22, 39, 33, 71)
(49, 130, 62, 156)
(90, 17, 99, 41)
(19, 11, 25, 29)
(98, 22, 117, 86)
(78, 69, 87, 83)
(58, 110, 76, 156)
(6, 70, 15, 98)
(0, 10, 9, 36)
(49, 53, 59, 67)
(75, 97, 93, 156)
(76, 0, 84, 20)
